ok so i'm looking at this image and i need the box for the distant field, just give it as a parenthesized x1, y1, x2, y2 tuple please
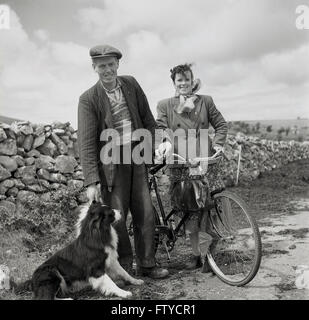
(243, 119, 309, 131)
(224, 118, 309, 142)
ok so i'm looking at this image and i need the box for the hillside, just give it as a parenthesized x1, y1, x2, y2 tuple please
(0, 115, 23, 125)
(225, 118, 309, 142)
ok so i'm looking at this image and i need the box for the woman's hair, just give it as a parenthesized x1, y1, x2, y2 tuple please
(170, 63, 194, 82)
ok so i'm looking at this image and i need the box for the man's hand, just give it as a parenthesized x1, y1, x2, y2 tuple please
(155, 141, 172, 160)
(86, 183, 101, 202)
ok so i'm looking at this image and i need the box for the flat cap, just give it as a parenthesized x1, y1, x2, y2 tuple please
(89, 44, 122, 60)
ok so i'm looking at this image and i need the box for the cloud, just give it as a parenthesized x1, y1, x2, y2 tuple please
(76, 0, 308, 63)
(0, 1, 308, 128)
(0, 9, 95, 127)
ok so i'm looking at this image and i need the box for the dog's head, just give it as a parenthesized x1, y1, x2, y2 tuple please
(76, 201, 121, 240)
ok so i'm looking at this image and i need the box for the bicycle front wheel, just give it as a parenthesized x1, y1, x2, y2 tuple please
(206, 190, 262, 286)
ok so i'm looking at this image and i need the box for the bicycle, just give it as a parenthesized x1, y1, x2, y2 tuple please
(129, 152, 262, 287)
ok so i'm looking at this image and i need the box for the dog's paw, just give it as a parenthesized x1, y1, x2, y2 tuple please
(118, 289, 132, 299)
(132, 278, 144, 286)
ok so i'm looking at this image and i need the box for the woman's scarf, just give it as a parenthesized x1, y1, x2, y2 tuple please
(175, 79, 201, 114)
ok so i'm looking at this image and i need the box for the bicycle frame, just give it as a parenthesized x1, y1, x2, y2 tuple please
(149, 166, 209, 249)
(148, 152, 224, 251)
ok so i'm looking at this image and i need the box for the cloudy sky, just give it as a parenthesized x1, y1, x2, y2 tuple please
(0, 0, 308, 128)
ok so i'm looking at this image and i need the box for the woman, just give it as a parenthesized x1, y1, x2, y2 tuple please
(156, 63, 228, 270)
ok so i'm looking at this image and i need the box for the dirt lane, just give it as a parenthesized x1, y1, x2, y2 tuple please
(131, 197, 309, 300)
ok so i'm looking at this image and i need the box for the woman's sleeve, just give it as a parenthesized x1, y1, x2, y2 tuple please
(156, 101, 172, 143)
(207, 96, 228, 146)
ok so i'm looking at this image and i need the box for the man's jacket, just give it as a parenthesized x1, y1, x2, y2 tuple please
(77, 75, 157, 189)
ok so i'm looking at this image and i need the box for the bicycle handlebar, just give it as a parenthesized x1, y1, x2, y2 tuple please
(149, 151, 223, 175)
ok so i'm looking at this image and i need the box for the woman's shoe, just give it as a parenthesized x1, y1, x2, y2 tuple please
(185, 255, 203, 270)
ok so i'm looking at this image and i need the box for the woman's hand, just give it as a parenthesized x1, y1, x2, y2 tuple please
(213, 144, 224, 155)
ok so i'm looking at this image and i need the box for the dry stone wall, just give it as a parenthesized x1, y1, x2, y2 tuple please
(0, 121, 87, 212)
(0, 121, 309, 214)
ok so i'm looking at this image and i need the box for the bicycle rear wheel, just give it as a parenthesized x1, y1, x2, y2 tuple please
(206, 190, 262, 286)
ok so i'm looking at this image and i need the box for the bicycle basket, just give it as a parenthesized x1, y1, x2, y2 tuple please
(171, 177, 209, 212)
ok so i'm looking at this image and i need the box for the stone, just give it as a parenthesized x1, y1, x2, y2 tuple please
(11, 155, 25, 167)
(53, 128, 65, 136)
(7, 187, 19, 197)
(55, 155, 77, 174)
(16, 190, 39, 202)
(0, 165, 11, 181)
(23, 135, 34, 152)
(65, 131, 72, 138)
(0, 123, 11, 130)
(32, 134, 45, 149)
(37, 169, 50, 180)
(67, 179, 84, 191)
(27, 149, 41, 158)
(19, 123, 33, 135)
(17, 148, 26, 157)
(49, 173, 67, 184)
(14, 165, 36, 185)
(27, 183, 47, 193)
(0, 179, 14, 189)
(73, 171, 84, 180)
(4, 129, 16, 140)
(68, 126, 75, 133)
(60, 135, 70, 144)
(50, 133, 68, 155)
(12, 179, 25, 189)
(71, 132, 77, 141)
(0, 156, 18, 172)
(35, 155, 55, 171)
(34, 125, 45, 137)
(44, 125, 52, 132)
(0, 182, 10, 195)
(25, 157, 35, 166)
(52, 121, 70, 130)
(0, 139, 17, 156)
(0, 128, 7, 142)
(37, 179, 50, 188)
(50, 183, 61, 190)
(37, 139, 57, 157)
(0, 200, 16, 215)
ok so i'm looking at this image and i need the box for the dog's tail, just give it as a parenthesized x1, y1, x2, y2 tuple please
(12, 279, 33, 294)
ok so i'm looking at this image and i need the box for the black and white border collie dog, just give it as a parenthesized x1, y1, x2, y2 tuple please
(31, 201, 144, 300)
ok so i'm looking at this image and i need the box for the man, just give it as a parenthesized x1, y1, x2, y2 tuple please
(77, 44, 169, 279)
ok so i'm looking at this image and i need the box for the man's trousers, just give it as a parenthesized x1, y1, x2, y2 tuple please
(101, 163, 156, 269)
